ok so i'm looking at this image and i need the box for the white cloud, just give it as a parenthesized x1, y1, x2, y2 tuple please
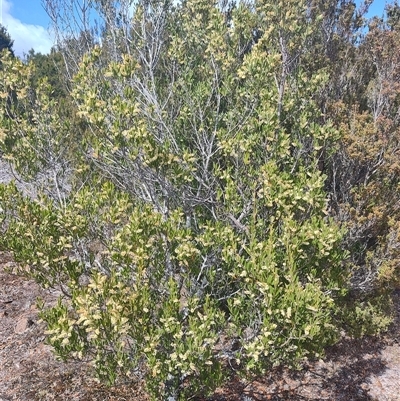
(1, 0, 54, 57)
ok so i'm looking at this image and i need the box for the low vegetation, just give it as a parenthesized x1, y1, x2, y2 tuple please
(0, 1, 399, 400)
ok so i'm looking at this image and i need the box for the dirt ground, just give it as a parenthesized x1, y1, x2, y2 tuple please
(1, 251, 400, 401)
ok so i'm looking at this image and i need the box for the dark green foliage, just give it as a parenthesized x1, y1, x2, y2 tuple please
(0, 25, 14, 57)
(26, 49, 68, 99)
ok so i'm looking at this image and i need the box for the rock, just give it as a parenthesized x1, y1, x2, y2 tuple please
(14, 317, 34, 334)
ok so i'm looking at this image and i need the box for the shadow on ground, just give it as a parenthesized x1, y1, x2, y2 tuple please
(200, 293, 400, 401)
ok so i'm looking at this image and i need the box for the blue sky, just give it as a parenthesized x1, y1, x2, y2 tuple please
(365, 0, 388, 18)
(0, 0, 390, 58)
(0, 0, 53, 57)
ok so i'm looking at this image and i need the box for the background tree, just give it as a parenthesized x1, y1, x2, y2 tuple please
(310, 2, 400, 335)
(0, 25, 14, 57)
(25, 48, 68, 99)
